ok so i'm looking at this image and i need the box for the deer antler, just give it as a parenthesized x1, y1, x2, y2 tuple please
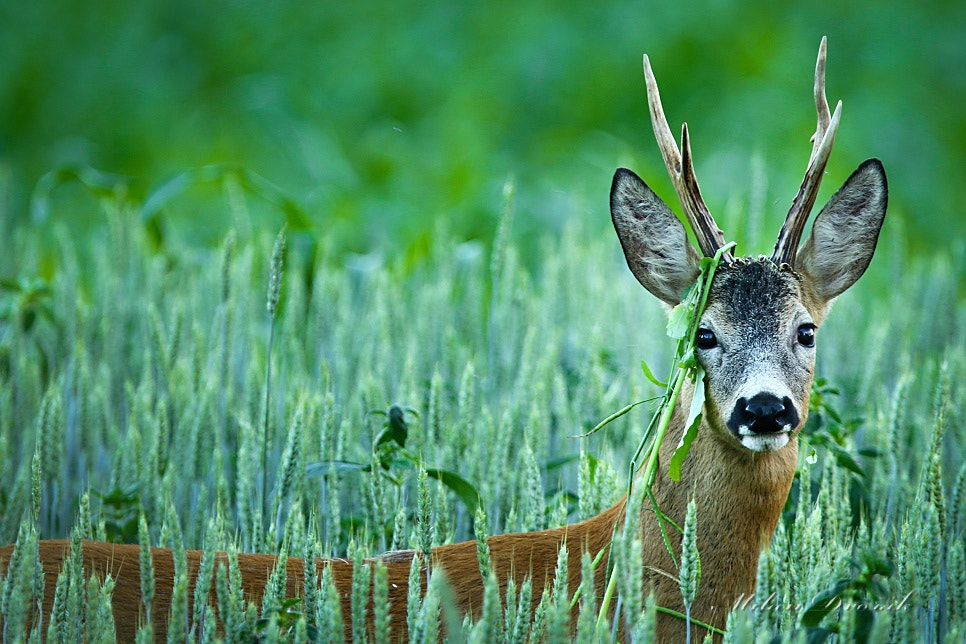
(772, 36, 842, 266)
(643, 54, 732, 262)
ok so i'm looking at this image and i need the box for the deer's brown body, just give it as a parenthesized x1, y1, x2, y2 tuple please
(0, 504, 623, 641)
(1, 38, 887, 643)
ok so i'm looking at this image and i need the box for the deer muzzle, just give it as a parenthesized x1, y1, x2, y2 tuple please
(727, 393, 800, 451)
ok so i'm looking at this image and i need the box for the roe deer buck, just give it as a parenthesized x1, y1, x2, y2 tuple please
(0, 38, 886, 642)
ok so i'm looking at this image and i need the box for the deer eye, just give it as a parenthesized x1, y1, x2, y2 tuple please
(797, 324, 816, 348)
(695, 329, 717, 350)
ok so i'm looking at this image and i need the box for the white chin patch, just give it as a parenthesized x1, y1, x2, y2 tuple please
(736, 425, 791, 452)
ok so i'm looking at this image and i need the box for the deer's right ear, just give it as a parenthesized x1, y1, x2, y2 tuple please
(610, 168, 702, 305)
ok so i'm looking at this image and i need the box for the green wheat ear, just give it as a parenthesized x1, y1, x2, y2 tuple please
(406, 551, 423, 638)
(547, 544, 570, 640)
(87, 573, 117, 640)
(614, 510, 644, 635)
(474, 504, 491, 580)
(576, 551, 600, 642)
(138, 514, 154, 625)
(502, 577, 520, 642)
(415, 566, 446, 643)
(319, 563, 344, 642)
(349, 540, 369, 644)
(372, 559, 391, 644)
(191, 522, 217, 637)
(415, 465, 432, 558)
(679, 498, 701, 643)
(470, 570, 501, 642)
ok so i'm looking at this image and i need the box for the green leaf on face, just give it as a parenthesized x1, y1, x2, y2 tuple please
(666, 301, 692, 341)
(641, 360, 668, 388)
(668, 366, 705, 482)
(677, 349, 697, 370)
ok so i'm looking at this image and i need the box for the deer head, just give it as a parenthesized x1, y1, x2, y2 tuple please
(610, 38, 887, 454)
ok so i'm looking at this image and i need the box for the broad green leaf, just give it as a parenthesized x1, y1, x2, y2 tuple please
(545, 454, 581, 472)
(668, 366, 705, 481)
(666, 301, 692, 340)
(0, 279, 23, 292)
(801, 579, 853, 627)
(385, 405, 410, 446)
(425, 468, 481, 512)
(304, 460, 371, 478)
(831, 444, 865, 476)
(140, 171, 193, 222)
(30, 164, 128, 223)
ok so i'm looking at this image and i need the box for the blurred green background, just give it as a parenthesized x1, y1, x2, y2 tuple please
(2, 0, 964, 257)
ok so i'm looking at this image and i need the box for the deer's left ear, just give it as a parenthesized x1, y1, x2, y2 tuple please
(797, 158, 887, 302)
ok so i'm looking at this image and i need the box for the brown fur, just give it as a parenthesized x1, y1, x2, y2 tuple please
(0, 504, 624, 642)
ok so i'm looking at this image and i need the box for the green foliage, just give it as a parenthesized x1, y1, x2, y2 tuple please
(92, 485, 142, 544)
(474, 504, 491, 581)
(255, 597, 319, 642)
(306, 402, 481, 549)
(318, 564, 344, 642)
(576, 551, 601, 643)
(803, 378, 874, 478)
(798, 552, 893, 641)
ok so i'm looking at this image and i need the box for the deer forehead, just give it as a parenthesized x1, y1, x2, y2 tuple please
(702, 259, 811, 346)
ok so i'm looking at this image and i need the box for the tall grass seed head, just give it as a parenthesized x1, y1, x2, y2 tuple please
(266, 227, 286, 318)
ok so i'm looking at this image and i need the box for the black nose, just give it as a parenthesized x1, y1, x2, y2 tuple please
(728, 393, 799, 435)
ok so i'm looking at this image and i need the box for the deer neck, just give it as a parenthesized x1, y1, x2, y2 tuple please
(640, 379, 798, 639)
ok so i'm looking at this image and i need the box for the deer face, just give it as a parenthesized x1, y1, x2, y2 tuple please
(610, 160, 887, 454)
(696, 260, 812, 452)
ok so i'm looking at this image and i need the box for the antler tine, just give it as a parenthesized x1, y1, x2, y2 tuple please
(643, 55, 731, 261)
(772, 37, 842, 266)
(810, 36, 832, 157)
